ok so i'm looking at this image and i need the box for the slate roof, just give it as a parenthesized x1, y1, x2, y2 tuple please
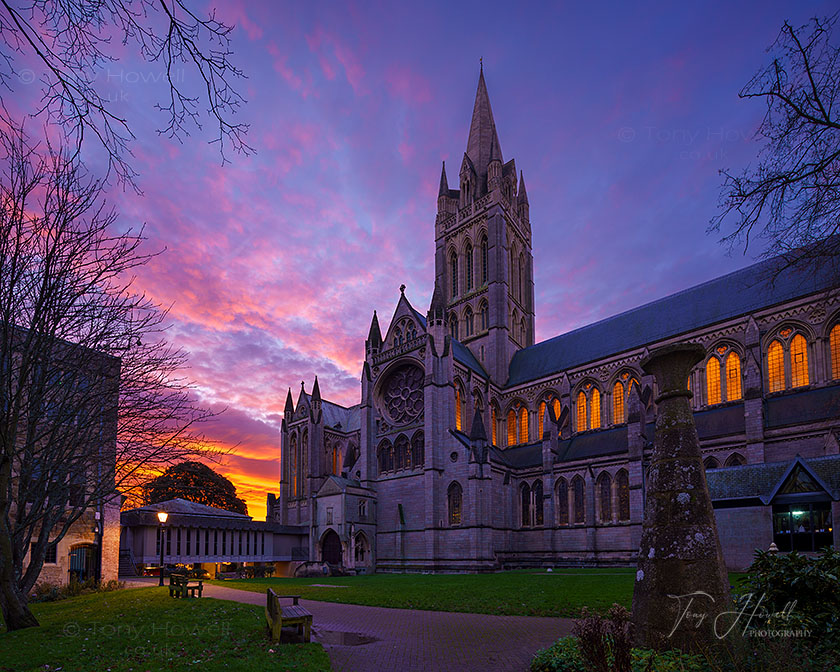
(452, 338, 488, 377)
(322, 400, 361, 433)
(765, 385, 840, 428)
(128, 498, 250, 519)
(507, 255, 838, 387)
(707, 455, 840, 503)
(558, 427, 628, 462)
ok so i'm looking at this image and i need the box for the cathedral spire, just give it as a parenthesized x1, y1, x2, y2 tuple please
(438, 161, 449, 197)
(517, 170, 528, 204)
(429, 277, 445, 315)
(311, 375, 321, 402)
(465, 67, 501, 181)
(284, 388, 294, 416)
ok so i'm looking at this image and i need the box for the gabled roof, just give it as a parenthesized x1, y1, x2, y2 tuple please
(707, 455, 840, 503)
(128, 498, 250, 519)
(451, 338, 488, 378)
(322, 400, 361, 433)
(507, 254, 839, 387)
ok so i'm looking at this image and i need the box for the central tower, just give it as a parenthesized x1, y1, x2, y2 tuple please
(433, 68, 535, 384)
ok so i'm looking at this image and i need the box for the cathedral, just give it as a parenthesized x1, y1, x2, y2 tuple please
(267, 69, 840, 573)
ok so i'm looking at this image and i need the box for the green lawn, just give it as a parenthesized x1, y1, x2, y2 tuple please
(0, 587, 330, 672)
(214, 569, 636, 618)
(215, 570, 749, 619)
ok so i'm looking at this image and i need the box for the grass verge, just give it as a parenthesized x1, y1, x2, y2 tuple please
(0, 587, 330, 672)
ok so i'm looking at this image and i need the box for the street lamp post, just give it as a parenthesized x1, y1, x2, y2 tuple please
(157, 511, 169, 586)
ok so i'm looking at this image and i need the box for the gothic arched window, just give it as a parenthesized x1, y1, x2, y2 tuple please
(533, 480, 544, 526)
(507, 409, 516, 446)
(572, 475, 585, 524)
(768, 339, 785, 392)
(616, 469, 630, 521)
(480, 235, 488, 284)
(830, 324, 840, 380)
(519, 252, 525, 303)
(538, 400, 546, 438)
(378, 439, 393, 474)
(725, 453, 746, 467)
(519, 406, 529, 443)
(704, 456, 720, 470)
(411, 431, 424, 468)
(597, 471, 612, 523)
(395, 434, 410, 471)
(520, 483, 531, 528)
(465, 243, 473, 292)
(706, 356, 722, 405)
(591, 388, 601, 429)
(490, 403, 498, 446)
(576, 391, 587, 433)
(552, 398, 562, 438)
(520, 318, 527, 345)
(448, 482, 462, 526)
(450, 251, 458, 299)
(449, 312, 458, 340)
(613, 381, 624, 425)
(767, 329, 810, 392)
(791, 334, 809, 388)
(726, 352, 742, 401)
(290, 434, 298, 496)
(479, 301, 488, 331)
(464, 306, 474, 337)
(556, 478, 569, 526)
(454, 384, 463, 431)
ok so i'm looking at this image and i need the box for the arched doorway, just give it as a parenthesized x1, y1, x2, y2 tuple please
(69, 544, 96, 582)
(354, 532, 370, 566)
(321, 530, 342, 565)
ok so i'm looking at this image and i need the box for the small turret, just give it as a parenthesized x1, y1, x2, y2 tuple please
(426, 278, 447, 355)
(469, 406, 488, 464)
(517, 171, 529, 224)
(284, 388, 294, 420)
(311, 375, 322, 421)
(365, 310, 382, 355)
(487, 129, 502, 192)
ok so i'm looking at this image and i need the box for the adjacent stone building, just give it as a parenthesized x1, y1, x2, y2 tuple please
(268, 69, 840, 572)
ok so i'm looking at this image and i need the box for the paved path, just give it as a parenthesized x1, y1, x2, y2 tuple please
(198, 583, 572, 672)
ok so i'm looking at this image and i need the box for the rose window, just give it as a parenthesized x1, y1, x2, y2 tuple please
(382, 365, 424, 425)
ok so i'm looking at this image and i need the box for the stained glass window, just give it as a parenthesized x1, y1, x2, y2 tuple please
(507, 409, 516, 446)
(591, 388, 601, 429)
(706, 357, 721, 405)
(831, 325, 840, 380)
(491, 405, 498, 446)
(573, 476, 585, 524)
(521, 483, 531, 527)
(448, 482, 462, 526)
(481, 236, 488, 284)
(538, 401, 546, 437)
(455, 385, 462, 431)
(533, 480, 544, 526)
(597, 472, 612, 522)
(450, 252, 458, 299)
(791, 334, 809, 388)
(613, 381, 624, 424)
(519, 406, 529, 443)
(577, 391, 587, 432)
(465, 243, 473, 291)
(768, 340, 784, 392)
(726, 352, 742, 401)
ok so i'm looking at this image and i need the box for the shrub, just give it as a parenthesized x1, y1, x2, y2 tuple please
(737, 547, 840, 643)
(530, 637, 710, 672)
(30, 578, 124, 603)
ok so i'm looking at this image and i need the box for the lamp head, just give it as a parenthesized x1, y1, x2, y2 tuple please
(157, 511, 169, 524)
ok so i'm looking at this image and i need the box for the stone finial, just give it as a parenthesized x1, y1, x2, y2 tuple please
(632, 342, 731, 652)
(400, 284, 406, 295)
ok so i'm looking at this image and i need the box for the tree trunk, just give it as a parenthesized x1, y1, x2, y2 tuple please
(0, 577, 40, 631)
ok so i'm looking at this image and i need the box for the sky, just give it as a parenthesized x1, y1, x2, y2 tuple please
(9, 0, 835, 519)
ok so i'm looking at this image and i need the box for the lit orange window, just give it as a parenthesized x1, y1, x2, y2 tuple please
(576, 391, 587, 432)
(538, 401, 546, 437)
(706, 358, 721, 405)
(726, 352, 742, 401)
(768, 340, 784, 392)
(791, 334, 809, 388)
(552, 398, 562, 437)
(519, 406, 529, 443)
(455, 386, 462, 431)
(491, 406, 498, 446)
(507, 409, 516, 446)
(591, 389, 601, 429)
(612, 382, 624, 424)
(830, 325, 840, 380)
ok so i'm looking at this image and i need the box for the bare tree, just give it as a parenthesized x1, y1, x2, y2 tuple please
(0, 0, 253, 187)
(710, 14, 840, 272)
(0, 120, 221, 630)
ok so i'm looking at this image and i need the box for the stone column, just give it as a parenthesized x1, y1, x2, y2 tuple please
(632, 343, 731, 652)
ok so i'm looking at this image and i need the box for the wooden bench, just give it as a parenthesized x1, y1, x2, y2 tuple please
(265, 588, 312, 643)
(168, 573, 203, 598)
